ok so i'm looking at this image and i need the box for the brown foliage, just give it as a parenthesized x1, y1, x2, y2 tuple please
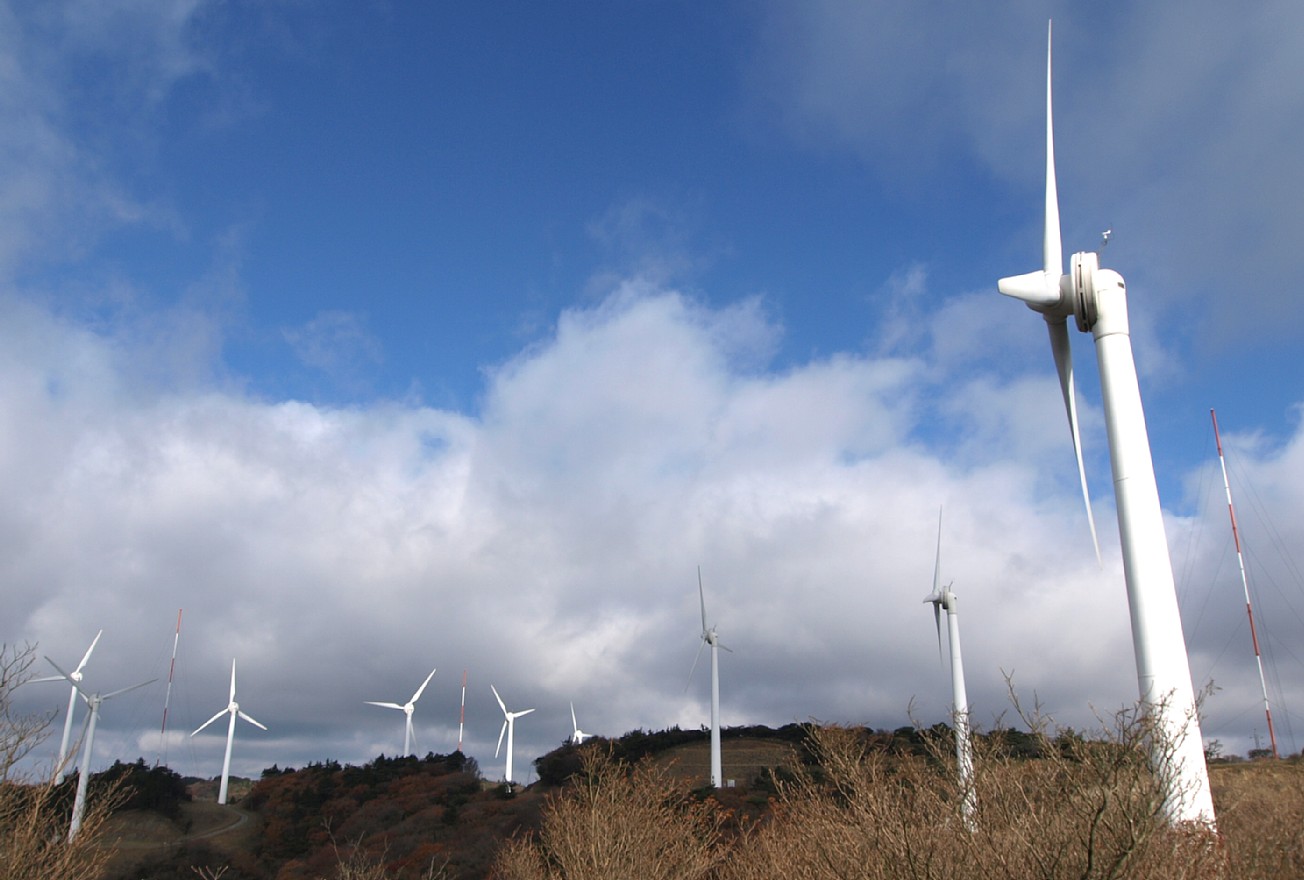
(1210, 759, 1304, 878)
(718, 716, 1227, 880)
(495, 705, 1304, 880)
(492, 748, 726, 880)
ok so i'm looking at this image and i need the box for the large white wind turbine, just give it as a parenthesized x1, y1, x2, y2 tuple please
(688, 567, 729, 788)
(569, 702, 592, 745)
(45, 656, 153, 841)
(32, 629, 102, 778)
(491, 684, 534, 785)
(191, 659, 267, 806)
(922, 509, 975, 825)
(996, 23, 1215, 824)
(366, 667, 437, 757)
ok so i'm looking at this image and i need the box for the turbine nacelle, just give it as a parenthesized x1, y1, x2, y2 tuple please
(997, 269, 1070, 314)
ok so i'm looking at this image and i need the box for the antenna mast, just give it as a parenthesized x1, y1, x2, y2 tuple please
(156, 608, 183, 768)
(1211, 409, 1278, 759)
(457, 669, 467, 752)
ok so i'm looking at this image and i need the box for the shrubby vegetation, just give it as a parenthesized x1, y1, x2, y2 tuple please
(8, 640, 1302, 880)
(496, 709, 1304, 880)
(0, 642, 121, 880)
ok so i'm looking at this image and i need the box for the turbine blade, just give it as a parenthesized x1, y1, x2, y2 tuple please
(515, 708, 535, 718)
(997, 23, 1065, 311)
(192, 708, 228, 735)
(366, 701, 405, 711)
(44, 656, 77, 687)
(44, 657, 93, 705)
(1044, 20, 1061, 281)
(74, 630, 103, 677)
(933, 602, 945, 668)
(571, 702, 579, 733)
(717, 641, 734, 654)
(238, 710, 268, 731)
(685, 637, 706, 692)
(103, 678, 155, 701)
(1047, 318, 1101, 563)
(491, 684, 507, 716)
(410, 667, 437, 704)
(495, 720, 507, 757)
(698, 566, 708, 634)
(932, 506, 943, 597)
(229, 660, 237, 702)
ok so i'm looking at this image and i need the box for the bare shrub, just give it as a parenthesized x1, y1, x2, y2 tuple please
(720, 702, 1227, 880)
(492, 747, 726, 880)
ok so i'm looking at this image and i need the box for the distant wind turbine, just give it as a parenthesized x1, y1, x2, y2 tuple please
(570, 702, 592, 745)
(32, 629, 102, 778)
(922, 509, 976, 826)
(191, 659, 267, 805)
(366, 666, 437, 757)
(45, 656, 153, 841)
(996, 22, 1214, 824)
(688, 567, 729, 788)
(491, 684, 534, 785)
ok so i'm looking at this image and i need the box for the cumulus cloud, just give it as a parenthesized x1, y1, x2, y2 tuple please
(10, 279, 1297, 780)
(4, 0, 1302, 788)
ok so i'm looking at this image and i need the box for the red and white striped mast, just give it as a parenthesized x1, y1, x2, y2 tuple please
(1211, 409, 1278, 759)
(156, 609, 183, 768)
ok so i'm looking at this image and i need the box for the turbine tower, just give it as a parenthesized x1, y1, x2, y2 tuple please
(996, 22, 1214, 824)
(45, 656, 153, 840)
(191, 659, 267, 805)
(366, 666, 437, 757)
(32, 629, 102, 778)
(570, 702, 592, 744)
(922, 509, 976, 825)
(491, 684, 534, 785)
(688, 567, 729, 788)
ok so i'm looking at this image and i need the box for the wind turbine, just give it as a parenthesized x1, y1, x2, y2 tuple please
(365, 666, 436, 757)
(688, 567, 729, 788)
(191, 659, 267, 806)
(996, 22, 1215, 824)
(491, 684, 534, 785)
(570, 702, 592, 745)
(922, 509, 976, 826)
(32, 629, 102, 778)
(45, 656, 153, 841)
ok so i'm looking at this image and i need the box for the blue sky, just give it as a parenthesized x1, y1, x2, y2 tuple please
(6, 1, 1304, 786)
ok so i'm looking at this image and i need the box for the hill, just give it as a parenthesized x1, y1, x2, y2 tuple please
(84, 725, 1304, 880)
(95, 725, 807, 880)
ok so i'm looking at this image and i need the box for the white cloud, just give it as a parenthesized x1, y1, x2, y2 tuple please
(11, 281, 1297, 781)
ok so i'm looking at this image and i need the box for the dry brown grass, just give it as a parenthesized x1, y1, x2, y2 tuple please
(1209, 759, 1304, 878)
(493, 748, 726, 880)
(720, 719, 1225, 880)
(491, 701, 1304, 880)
